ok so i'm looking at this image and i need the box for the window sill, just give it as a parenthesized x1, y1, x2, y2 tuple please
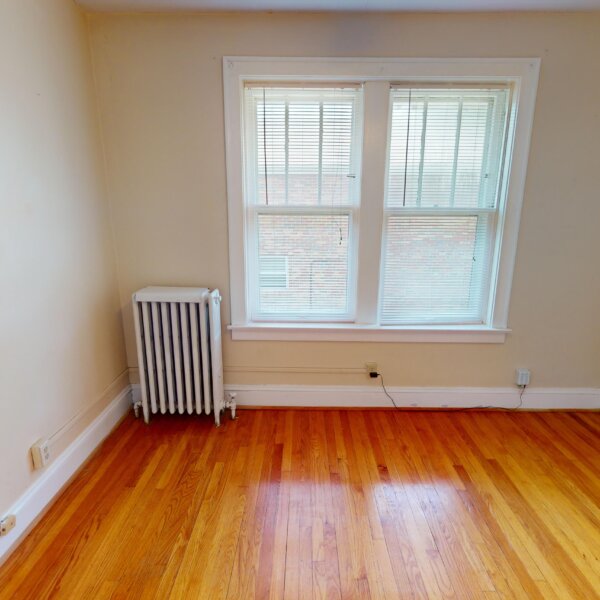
(228, 323, 509, 343)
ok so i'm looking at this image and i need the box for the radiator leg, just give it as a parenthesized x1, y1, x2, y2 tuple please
(226, 392, 237, 420)
(134, 400, 151, 424)
(133, 400, 142, 419)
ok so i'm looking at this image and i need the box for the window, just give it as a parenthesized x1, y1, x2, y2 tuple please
(224, 58, 540, 342)
(381, 87, 508, 325)
(244, 86, 362, 320)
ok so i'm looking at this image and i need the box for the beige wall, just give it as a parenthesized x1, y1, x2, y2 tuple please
(88, 11, 600, 389)
(0, 0, 127, 514)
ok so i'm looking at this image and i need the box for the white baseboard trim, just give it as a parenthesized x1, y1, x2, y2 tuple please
(0, 384, 132, 565)
(224, 383, 600, 410)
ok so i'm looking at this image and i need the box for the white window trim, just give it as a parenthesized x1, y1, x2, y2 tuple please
(223, 56, 540, 343)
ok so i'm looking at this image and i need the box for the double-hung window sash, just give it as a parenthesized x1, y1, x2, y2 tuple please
(381, 86, 510, 325)
(244, 85, 363, 321)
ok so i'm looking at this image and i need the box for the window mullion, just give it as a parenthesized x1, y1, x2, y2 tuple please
(355, 81, 390, 325)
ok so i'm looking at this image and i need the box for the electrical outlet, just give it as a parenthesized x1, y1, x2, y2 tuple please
(31, 438, 51, 469)
(0, 515, 16, 537)
(515, 368, 531, 387)
(365, 362, 378, 375)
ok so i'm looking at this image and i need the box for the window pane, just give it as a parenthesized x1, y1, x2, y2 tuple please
(255, 100, 287, 206)
(288, 101, 320, 205)
(247, 87, 360, 207)
(387, 98, 424, 207)
(257, 214, 350, 316)
(420, 100, 460, 207)
(259, 256, 288, 289)
(381, 215, 492, 324)
(386, 88, 508, 209)
(455, 101, 491, 207)
(321, 100, 355, 205)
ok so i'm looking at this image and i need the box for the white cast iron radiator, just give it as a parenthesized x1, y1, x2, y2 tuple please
(132, 286, 236, 426)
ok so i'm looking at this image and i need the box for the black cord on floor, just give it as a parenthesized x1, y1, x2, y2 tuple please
(465, 385, 527, 411)
(375, 372, 527, 411)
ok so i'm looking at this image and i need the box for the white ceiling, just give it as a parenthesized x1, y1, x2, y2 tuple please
(76, 0, 600, 12)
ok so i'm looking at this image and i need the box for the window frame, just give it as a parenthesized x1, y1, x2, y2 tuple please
(223, 57, 540, 343)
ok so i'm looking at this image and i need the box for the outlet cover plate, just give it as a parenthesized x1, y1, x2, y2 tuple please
(0, 514, 16, 537)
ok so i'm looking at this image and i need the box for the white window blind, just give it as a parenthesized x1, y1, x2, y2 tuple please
(382, 87, 510, 324)
(259, 255, 289, 289)
(244, 85, 362, 319)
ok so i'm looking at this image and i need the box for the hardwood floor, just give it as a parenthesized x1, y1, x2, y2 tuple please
(1, 409, 599, 599)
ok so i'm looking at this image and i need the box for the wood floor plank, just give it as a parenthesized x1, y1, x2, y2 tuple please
(446, 415, 560, 583)
(1, 410, 599, 600)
